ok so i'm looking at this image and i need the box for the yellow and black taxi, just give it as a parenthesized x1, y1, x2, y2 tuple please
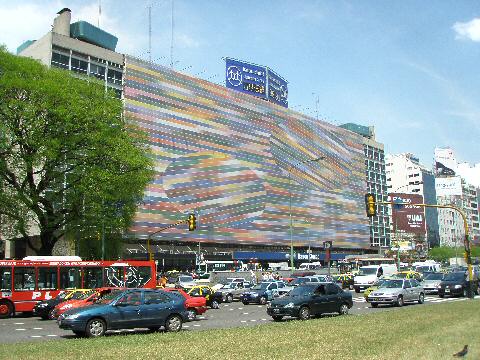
(33, 289, 92, 320)
(186, 285, 223, 309)
(391, 271, 423, 281)
(333, 273, 355, 289)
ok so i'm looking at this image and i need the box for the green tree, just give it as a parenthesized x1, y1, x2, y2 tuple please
(0, 49, 154, 255)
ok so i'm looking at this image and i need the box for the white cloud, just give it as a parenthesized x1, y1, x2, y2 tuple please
(453, 17, 480, 42)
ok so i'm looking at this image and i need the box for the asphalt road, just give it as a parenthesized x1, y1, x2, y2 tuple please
(0, 291, 478, 344)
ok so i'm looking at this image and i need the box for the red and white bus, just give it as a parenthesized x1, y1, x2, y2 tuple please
(0, 256, 157, 318)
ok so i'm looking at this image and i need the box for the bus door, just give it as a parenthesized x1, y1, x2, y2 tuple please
(12, 265, 36, 312)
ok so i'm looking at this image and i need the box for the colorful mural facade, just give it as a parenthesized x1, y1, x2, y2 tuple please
(124, 56, 370, 249)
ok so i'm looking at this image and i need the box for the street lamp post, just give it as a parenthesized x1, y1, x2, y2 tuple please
(289, 156, 325, 273)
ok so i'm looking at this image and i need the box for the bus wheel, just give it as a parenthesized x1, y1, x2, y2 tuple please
(0, 301, 13, 319)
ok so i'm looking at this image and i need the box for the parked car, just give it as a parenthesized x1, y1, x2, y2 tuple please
(437, 271, 479, 298)
(421, 272, 444, 294)
(53, 287, 124, 319)
(218, 281, 252, 303)
(175, 275, 197, 289)
(266, 283, 352, 321)
(186, 285, 223, 309)
(33, 289, 91, 320)
(367, 279, 424, 307)
(241, 281, 282, 305)
(289, 277, 318, 287)
(162, 288, 207, 321)
(311, 275, 335, 283)
(57, 289, 188, 337)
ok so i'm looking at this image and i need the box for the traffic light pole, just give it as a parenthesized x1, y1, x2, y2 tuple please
(147, 218, 190, 261)
(379, 201, 475, 299)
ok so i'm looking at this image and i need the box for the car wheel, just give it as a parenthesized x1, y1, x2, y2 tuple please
(0, 301, 13, 319)
(298, 306, 310, 320)
(187, 309, 197, 321)
(396, 295, 404, 307)
(259, 296, 267, 305)
(272, 315, 283, 321)
(73, 330, 85, 337)
(211, 300, 220, 309)
(226, 294, 233, 303)
(338, 303, 349, 315)
(242, 301, 249, 305)
(418, 293, 424, 304)
(371, 303, 378, 308)
(165, 315, 183, 332)
(86, 318, 106, 338)
(439, 293, 444, 298)
(354, 288, 360, 293)
(349, 284, 354, 290)
(48, 308, 56, 320)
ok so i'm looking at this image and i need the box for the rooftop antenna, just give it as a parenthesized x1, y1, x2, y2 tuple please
(98, 0, 101, 27)
(170, 0, 175, 68)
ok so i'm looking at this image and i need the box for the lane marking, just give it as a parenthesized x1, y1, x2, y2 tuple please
(242, 312, 249, 315)
(240, 320, 247, 323)
(183, 325, 189, 328)
(14, 323, 24, 325)
(250, 319, 257, 322)
(46, 335, 58, 337)
(30, 335, 42, 338)
(237, 307, 244, 310)
(261, 319, 267, 321)
(229, 309, 234, 311)
(33, 327, 43, 330)
(15, 329, 26, 331)
(193, 324, 201, 327)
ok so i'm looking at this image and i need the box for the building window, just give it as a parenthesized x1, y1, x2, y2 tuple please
(107, 69, 123, 85)
(71, 57, 88, 74)
(51, 52, 69, 70)
(90, 63, 106, 80)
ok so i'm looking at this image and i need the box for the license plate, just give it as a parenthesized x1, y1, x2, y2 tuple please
(445, 289, 450, 293)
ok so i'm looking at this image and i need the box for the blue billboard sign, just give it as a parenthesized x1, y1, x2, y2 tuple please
(267, 68, 288, 107)
(225, 58, 288, 107)
(225, 58, 267, 100)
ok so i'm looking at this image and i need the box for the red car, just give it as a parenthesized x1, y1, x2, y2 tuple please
(52, 287, 125, 319)
(162, 288, 207, 321)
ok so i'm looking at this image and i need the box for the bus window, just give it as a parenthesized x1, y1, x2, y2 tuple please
(14, 267, 35, 291)
(60, 267, 82, 289)
(105, 266, 124, 287)
(125, 266, 151, 288)
(84, 267, 104, 289)
(38, 267, 58, 290)
(0, 267, 12, 291)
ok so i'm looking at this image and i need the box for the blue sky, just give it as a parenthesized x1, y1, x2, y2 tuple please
(1, 1, 480, 166)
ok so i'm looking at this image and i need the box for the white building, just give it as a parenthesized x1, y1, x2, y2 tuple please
(385, 153, 439, 248)
(434, 147, 480, 247)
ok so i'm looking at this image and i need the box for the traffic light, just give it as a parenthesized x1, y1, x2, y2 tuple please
(365, 193, 376, 217)
(188, 213, 196, 231)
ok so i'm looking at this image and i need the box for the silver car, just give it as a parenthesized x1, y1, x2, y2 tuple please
(421, 272, 444, 294)
(367, 279, 424, 307)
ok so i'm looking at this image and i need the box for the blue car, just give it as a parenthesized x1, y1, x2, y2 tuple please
(57, 288, 188, 337)
(241, 282, 280, 305)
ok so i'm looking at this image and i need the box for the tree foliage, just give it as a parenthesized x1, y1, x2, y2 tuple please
(428, 246, 480, 263)
(0, 49, 154, 255)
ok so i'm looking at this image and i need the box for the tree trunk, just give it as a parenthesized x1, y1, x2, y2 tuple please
(38, 230, 57, 255)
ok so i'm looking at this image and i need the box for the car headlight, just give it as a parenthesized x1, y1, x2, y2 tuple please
(284, 302, 295, 308)
(437, 285, 442, 289)
(454, 285, 462, 289)
(66, 313, 81, 320)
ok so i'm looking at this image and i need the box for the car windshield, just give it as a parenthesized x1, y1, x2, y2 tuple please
(56, 291, 68, 300)
(382, 280, 404, 288)
(424, 273, 444, 280)
(96, 290, 123, 304)
(358, 268, 377, 275)
(444, 272, 465, 281)
(179, 276, 193, 282)
(252, 283, 269, 291)
(289, 286, 314, 296)
(375, 279, 388, 287)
